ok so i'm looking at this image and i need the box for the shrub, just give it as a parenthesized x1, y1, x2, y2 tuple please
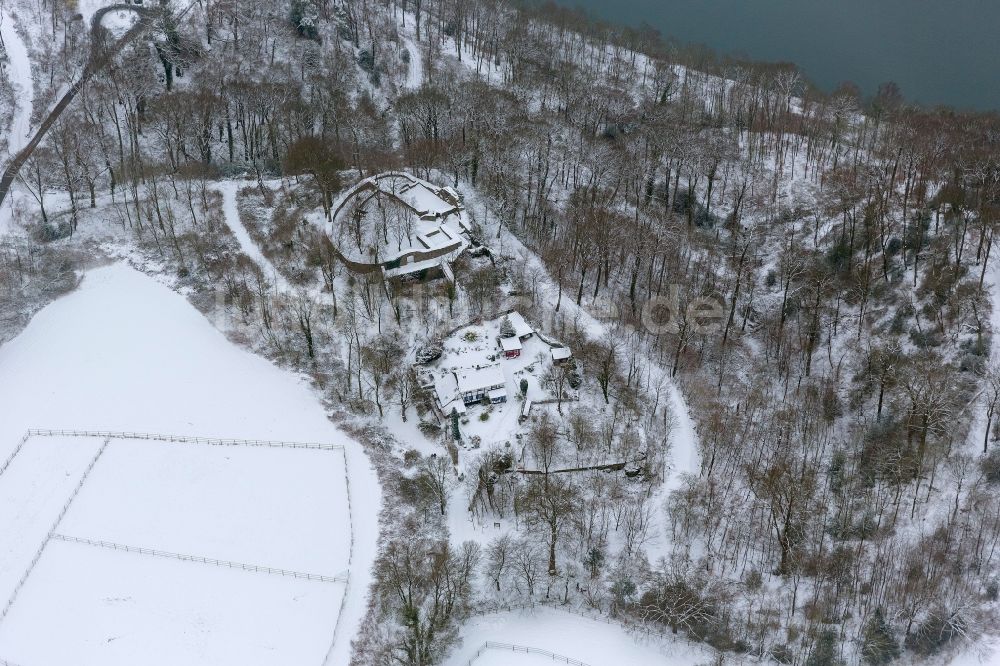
(744, 569, 763, 593)
(479, 412, 490, 422)
(463, 330, 479, 342)
(417, 421, 442, 438)
(771, 644, 794, 664)
(904, 608, 966, 656)
(982, 447, 1000, 484)
(415, 341, 443, 364)
(805, 630, 842, 666)
(519, 378, 529, 395)
(289, 0, 320, 40)
(861, 608, 900, 664)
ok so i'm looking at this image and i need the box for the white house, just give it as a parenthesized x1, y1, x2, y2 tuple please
(455, 364, 507, 405)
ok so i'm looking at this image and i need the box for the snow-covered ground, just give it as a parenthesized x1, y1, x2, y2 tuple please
(952, 641, 1000, 666)
(442, 607, 715, 666)
(0, 263, 379, 666)
(97, 6, 140, 37)
(76, 0, 111, 26)
(0, 435, 102, 605)
(57, 437, 351, 576)
(0, 539, 344, 666)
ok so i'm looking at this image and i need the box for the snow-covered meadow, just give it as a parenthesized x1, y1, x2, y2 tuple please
(443, 607, 715, 666)
(0, 539, 345, 666)
(0, 263, 379, 666)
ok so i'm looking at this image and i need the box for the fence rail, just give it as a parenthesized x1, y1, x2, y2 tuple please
(50, 534, 347, 584)
(26, 428, 342, 451)
(0, 432, 32, 480)
(467, 641, 594, 666)
(0, 438, 109, 624)
(1, 430, 358, 665)
(321, 447, 357, 666)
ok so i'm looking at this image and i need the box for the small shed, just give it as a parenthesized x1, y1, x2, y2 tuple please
(500, 336, 522, 359)
(551, 346, 572, 364)
(519, 399, 532, 423)
(488, 388, 508, 404)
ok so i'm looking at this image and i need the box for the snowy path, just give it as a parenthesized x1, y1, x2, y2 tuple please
(966, 254, 1000, 453)
(489, 210, 702, 500)
(0, 6, 32, 158)
(215, 181, 291, 293)
(402, 33, 423, 89)
(0, 264, 379, 666)
(0, 4, 32, 236)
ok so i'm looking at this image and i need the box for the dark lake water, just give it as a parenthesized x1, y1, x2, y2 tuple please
(559, 0, 1000, 111)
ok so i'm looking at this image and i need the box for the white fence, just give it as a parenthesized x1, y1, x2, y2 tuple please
(0, 431, 32, 479)
(0, 430, 358, 666)
(466, 641, 594, 666)
(321, 447, 357, 666)
(0, 438, 109, 624)
(50, 534, 347, 584)
(26, 428, 343, 451)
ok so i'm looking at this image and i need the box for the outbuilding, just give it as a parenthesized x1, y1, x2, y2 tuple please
(499, 336, 522, 359)
(551, 346, 572, 364)
(507, 311, 534, 341)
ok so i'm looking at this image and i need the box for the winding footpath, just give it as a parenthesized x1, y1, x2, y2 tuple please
(0, 4, 157, 211)
(0, 6, 32, 159)
(0, 4, 32, 235)
(214, 181, 292, 294)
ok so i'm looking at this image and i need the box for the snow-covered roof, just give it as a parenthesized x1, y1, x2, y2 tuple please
(507, 312, 533, 338)
(395, 182, 457, 217)
(488, 388, 507, 401)
(500, 337, 522, 352)
(455, 364, 506, 394)
(551, 346, 571, 361)
(417, 225, 461, 251)
(383, 258, 442, 279)
(434, 372, 459, 405)
(442, 398, 467, 416)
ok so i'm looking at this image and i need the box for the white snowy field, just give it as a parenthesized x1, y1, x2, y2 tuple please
(0, 436, 102, 605)
(0, 539, 343, 666)
(0, 263, 379, 666)
(57, 437, 351, 576)
(465, 650, 590, 666)
(952, 641, 1000, 666)
(443, 607, 715, 666)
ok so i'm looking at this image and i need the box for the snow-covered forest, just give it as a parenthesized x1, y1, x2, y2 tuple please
(1, 0, 999, 664)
